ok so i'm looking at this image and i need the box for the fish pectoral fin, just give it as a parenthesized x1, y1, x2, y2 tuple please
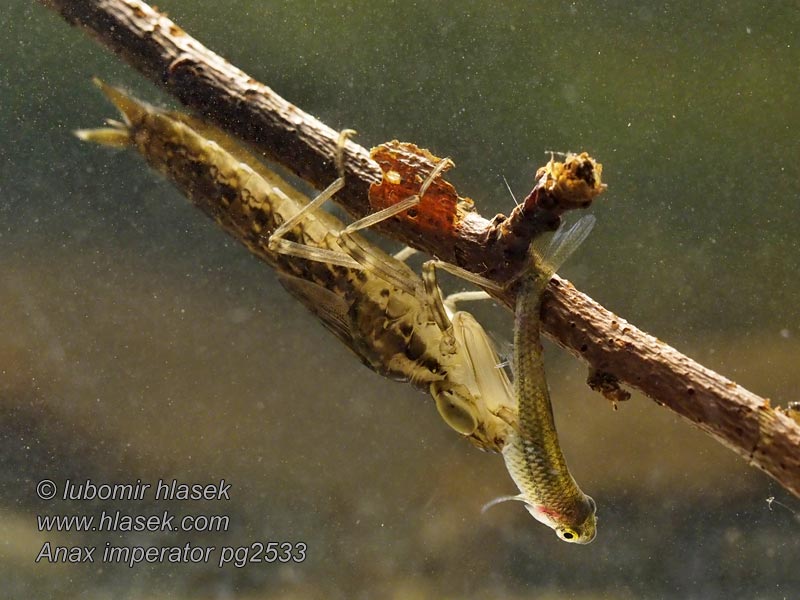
(481, 493, 527, 514)
(531, 214, 596, 277)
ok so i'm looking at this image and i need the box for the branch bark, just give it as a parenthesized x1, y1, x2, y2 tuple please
(38, 0, 800, 497)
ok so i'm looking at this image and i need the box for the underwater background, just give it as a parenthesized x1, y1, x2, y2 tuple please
(2, 1, 799, 598)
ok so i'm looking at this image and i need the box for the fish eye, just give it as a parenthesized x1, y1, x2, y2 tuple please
(559, 528, 578, 541)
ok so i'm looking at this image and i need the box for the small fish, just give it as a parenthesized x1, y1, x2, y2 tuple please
(487, 215, 598, 544)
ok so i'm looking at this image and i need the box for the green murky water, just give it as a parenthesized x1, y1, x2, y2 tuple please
(2, 2, 798, 598)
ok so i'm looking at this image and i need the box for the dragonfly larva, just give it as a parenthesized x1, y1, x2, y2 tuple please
(75, 79, 517, 451)
(443, 211, 599, 544)
(490, 217, 599, 544)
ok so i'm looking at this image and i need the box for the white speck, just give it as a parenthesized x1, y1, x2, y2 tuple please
(746, 26, 752, 34)
(779, 329, 790, 338)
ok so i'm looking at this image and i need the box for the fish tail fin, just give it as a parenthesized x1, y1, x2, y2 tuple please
(531, 214, 596, 277)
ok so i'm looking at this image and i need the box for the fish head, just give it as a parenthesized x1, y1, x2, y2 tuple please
(525, 495, 597, 545)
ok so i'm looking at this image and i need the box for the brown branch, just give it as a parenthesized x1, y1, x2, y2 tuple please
(38, 0, 800, 497)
